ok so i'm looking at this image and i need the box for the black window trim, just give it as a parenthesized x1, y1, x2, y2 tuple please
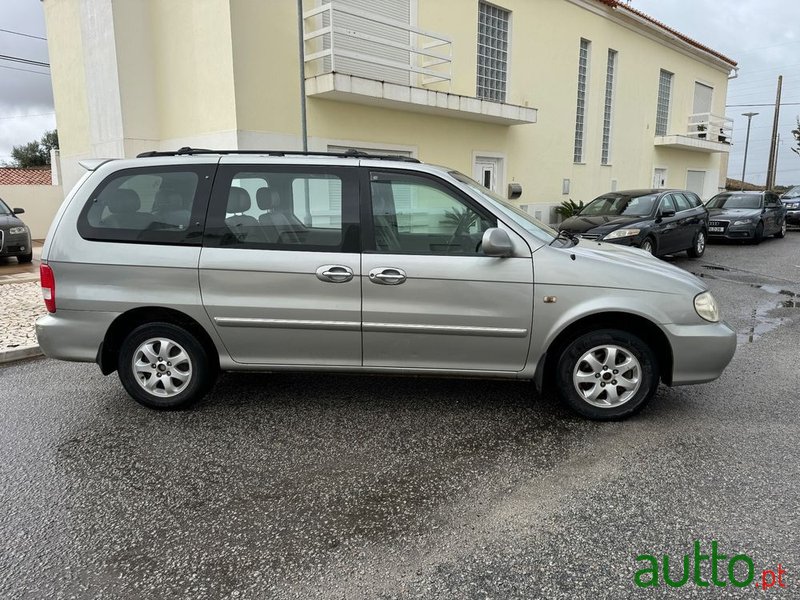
(203, 164, 360, 254)
(361, 168, 499, 256)
(77, 164, 216, 246)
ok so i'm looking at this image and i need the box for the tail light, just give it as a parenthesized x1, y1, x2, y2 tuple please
(40, 263, 56, 313)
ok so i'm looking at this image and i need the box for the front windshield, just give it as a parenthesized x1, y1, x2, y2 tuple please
(706, 194, 762, 209)
(0, 198, 11, 215)
(783, 186, 800, 199)
(449, 171, 557, 243)
(580, 193, 658, 217)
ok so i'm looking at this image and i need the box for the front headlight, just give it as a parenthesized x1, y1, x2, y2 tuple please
(732, 219, 753, 226)
(9, 226, 28, 235)
(694, 291, 720, 323)
(603, 228, 641, 240)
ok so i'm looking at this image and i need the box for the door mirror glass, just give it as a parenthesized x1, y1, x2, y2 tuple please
(481, 228, 513, 257)
(12, 207, 24, 215)
(659, 208, 676, 218)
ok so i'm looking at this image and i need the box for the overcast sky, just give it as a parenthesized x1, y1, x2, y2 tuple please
(1, 0, 799, 185)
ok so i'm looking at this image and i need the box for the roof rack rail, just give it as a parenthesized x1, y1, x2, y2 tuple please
(135, 147, 421, 163)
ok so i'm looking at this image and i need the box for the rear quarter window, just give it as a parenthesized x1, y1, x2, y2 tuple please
(77, 165, 214, 244)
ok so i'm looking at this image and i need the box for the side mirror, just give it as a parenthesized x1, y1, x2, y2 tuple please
(659, 209, 676, 219)
(482, 228, 514, 257)
(12, 207, 24, 215)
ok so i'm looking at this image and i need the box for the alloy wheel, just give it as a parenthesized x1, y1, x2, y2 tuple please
(572, 344, 642, 408)
(132, 337, 193, 398)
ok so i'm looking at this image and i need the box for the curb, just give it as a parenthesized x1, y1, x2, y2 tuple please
(0, 275, 40, 286)
(0, 345, 43, 365)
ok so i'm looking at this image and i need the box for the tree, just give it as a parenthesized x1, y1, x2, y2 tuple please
(9, 129, 59, 168)
(792, 118, 800, 157)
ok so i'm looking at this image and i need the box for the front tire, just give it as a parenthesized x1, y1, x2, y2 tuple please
(118, 322, 216, 409)
(555, 329, 660, 420)
(640, 237, 656, 256)
(752, 221, 764, 244)
(775, 220, 786, 238)
(687, 229, 706, 258)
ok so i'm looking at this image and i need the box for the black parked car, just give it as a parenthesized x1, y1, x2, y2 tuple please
(0, 197, 33, 263)
(705, 191, 786, 243)
(780, 185, 800, 226)
(559, 189, 709, 258)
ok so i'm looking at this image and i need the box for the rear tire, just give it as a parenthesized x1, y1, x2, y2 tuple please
(555, 329, 659, 421)
(17, 253, 33, 264)
(118, 322, 216, 409)
(687, 229, 706, 258)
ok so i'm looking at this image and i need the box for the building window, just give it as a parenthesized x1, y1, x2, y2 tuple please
(656, 69, 673, 136)
(476, 2, 510, 103)
(573, 39, 591, 163)
(601, 49, 617, 165)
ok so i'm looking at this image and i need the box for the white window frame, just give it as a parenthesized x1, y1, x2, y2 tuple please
(601, 49, 617, 166)
(655, 69, 673, 137)
(476, 1, 511, 103)
(573, 38, 591, 164)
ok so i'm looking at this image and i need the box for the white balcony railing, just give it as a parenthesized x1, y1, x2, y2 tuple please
(303, 2, 452, 88)
(686, 112, 733, 145)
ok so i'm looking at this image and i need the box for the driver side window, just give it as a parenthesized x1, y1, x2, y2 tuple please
(369, 172, 494, 255)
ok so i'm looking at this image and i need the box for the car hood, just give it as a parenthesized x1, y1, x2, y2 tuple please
(707, 208, 761, 220)
(535, 239, 706, 295)
(560, 214, 644, 234)
(0, 214, 25, 229)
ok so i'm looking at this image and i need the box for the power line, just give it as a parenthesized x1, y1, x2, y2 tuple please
(0, 28, 47, 41)
(0, 64, 50, 77)
(0, 111, 55, 121)
(726, 102, 800, 107)
(0, 54, 50, 68)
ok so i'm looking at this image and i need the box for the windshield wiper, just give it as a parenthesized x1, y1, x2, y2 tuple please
(550, 229, 579, 246)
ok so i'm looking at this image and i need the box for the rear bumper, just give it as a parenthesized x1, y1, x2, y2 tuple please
(36, 310, 118, 363)
(664, 320, 737, 385)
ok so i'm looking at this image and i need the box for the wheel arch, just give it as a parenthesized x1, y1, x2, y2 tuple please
(97, 306, 220, 375)
(535, 311, 674, 390)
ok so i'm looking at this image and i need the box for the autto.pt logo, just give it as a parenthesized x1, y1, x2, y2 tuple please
(635, 540, 788, 590)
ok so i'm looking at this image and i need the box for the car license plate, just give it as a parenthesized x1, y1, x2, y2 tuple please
(710, 227, 724, 233)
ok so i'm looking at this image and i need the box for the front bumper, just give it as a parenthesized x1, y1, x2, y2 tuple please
(0, 230, 32, 256)
(707, 222, 757, 240)
(36, 310, 118, 363)
(785, 210, 800, 225)
(664, 320, 737, 385)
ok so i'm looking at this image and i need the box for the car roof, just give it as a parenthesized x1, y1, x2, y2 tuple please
(599, 189, 686, 196)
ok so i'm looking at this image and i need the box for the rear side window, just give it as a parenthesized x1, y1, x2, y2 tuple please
(203, 165, 359, 252)
(78, 165, 214, 244)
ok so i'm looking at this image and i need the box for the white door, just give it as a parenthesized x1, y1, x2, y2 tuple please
(473, 157, 502, 192)
(653, 168, 667, 189)
(686, 170, 706, 198)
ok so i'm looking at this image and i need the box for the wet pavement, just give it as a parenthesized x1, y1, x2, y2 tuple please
(0, 241, 42, 285)
(1, 233, 799, 599)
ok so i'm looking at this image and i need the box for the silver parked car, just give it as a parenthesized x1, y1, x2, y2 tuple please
(36, 149, 736, 420)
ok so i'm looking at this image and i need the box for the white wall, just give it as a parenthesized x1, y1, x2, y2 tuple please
(0, 185, 65, 239)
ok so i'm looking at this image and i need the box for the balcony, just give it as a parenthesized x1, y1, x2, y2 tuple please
(654, 113, 733, 153)
(302, 2, 536, 126)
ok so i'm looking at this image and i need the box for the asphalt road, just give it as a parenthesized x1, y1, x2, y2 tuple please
(1, 233, 799, 599)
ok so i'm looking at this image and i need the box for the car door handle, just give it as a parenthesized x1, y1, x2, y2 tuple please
(316, 265, 354, 283)
(368, 267, 407, 285)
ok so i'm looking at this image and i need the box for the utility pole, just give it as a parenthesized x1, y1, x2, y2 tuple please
(772, 134, 781, 186)
(740, 112, 758, 191)
(297, 0, 309, 152)
(765, 75, 782, 189)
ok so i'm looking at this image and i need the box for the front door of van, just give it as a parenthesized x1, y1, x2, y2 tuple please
(199, 162, 361, 366)
(361, 170, 534, 372)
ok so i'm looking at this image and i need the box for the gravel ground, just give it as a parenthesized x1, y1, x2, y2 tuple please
(0, 281, 44, 349)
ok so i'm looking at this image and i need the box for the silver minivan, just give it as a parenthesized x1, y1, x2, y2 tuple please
(36, 149, 736, 420)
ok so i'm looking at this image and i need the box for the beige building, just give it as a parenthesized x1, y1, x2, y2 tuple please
(43, 0, 736, 222)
